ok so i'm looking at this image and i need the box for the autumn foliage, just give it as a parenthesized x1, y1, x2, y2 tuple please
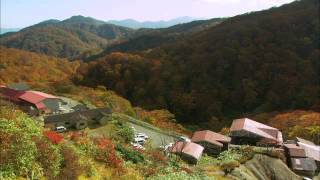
(94, 138, 124, 170)
(44, 131, 64, 144)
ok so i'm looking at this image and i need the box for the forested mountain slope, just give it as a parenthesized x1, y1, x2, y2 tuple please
(89, 18, 224, 60)
(77, 0, 320, 127)
(0, 47, 79, 85)
(0, 16, 134, 59)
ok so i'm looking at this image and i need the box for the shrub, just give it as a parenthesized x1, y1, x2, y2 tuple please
(287, 125, 320, 145)
(95, 138, 124, 170)
(220, 160, 240, 175)
(117, 124, 134, 143)
(147, 151, 167, 164)
(0, 112, 42, 179)
(33, 137, 62, 178)
(44, 131, 64, 144)
(57, 145, 84, 180)
(116, 144, 145, 164)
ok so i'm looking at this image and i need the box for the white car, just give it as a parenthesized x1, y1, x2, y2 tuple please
(134, 137, 146, 145)
(54, 126, 67, 133)
(178, 136, 191, 142)
(135, 133, 149, 139)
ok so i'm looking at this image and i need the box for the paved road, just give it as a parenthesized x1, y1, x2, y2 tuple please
(117, 113, 180, 148)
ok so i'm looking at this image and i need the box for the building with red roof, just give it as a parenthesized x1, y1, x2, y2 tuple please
(191, 130, 231, 155)
(170, 141, 204, 164)
(18, 91, 61, 115)
(230, 118, 283, 146)
(0, 86, 25, 102)
(0, 85, 61, 115)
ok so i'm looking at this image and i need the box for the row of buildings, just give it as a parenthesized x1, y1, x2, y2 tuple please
(170, 118, 320, 176)
(0, 84, 112, 130)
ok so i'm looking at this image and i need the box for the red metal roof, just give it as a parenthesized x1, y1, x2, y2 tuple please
(230, 118, 283, 143)
(170, 141, 204, 160)
(18, 91, 58, 104)
(284, 144, 306, 157)
(0, 87, 25, 101)
(191, 130, 231, 147)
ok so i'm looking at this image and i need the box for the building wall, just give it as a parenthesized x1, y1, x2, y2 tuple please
(196, 141, 222, 156)
(44, 108, 112, 130)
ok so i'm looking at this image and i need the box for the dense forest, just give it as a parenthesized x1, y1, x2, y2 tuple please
(0, 16, 134, 59)
(0, 47, 80, 87)
(76, 0, 320, 127)
(89, 18, 224, 60)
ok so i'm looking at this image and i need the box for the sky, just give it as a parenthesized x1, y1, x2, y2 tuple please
(1, 0, 295, 28)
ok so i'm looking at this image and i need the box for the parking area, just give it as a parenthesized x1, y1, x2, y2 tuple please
(129, 122, 178, 148)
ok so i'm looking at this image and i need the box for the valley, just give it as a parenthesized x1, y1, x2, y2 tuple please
(0, 0, 319, 179)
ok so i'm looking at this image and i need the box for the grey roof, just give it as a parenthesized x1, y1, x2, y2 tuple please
(45, 108, 112, 123)
(8, 83, 30, 91)
(290, 158, 317, 172)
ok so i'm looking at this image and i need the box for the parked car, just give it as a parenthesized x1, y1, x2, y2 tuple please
(54, 126, 67, 133)
(178, 136, 191, 142)
(135, 132, 149, 139)
(131, 142, 145, 150)
(134, 137, 146, 145)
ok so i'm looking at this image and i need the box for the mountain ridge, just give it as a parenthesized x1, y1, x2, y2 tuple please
(76, 0, 320, 126)
(0, 16, 135, 59)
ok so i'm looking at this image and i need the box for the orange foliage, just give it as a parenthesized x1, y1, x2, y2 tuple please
(0, 47, 80, 86)
(268, 110, 320, 130)
(135, 107, 191, 136)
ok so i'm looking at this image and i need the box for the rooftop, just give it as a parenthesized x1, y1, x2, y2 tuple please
(230, 118, 283, 143)
(19, 90, 58, 104)
(170, 141, 204, 160)
(191, 130, 231, 147)
(283, 144, 306, 157)
(296, 137, 320, 161)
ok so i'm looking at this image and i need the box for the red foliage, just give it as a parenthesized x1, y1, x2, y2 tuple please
(94, 138, 124, 171)
(44, 131, 64, 144)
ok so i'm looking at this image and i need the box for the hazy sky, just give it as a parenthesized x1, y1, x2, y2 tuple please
(1, 0, 295, 28)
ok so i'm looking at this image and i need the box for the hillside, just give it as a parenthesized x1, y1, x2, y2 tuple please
(78, 0, 320, 127)
(88, 18, 224, 60)
(230, 154, 301, 180)
(0, 16, 134, 59)
(0, 47, 79, 85)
